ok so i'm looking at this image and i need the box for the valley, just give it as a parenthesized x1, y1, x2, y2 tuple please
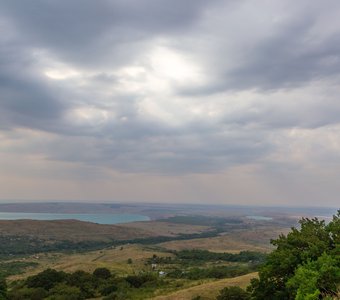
(0, 203, 336, 299)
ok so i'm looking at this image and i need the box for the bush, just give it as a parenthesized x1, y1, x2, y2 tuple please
(26, 269, 66, 290)
(93, 268, 111, 280)
(0, 277, 6, 300)
(66, 271, 96, 298)
(100, 283, 118, 296)
(8, 287, 47, 300)
(46, 283, 83, 300)
(217, 286, 250, 300)
(125, 273, 157, 288)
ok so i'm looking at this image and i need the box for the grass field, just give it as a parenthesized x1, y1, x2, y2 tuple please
(0, 219, 152, 242)
(151, 272, 257, 300)
(158, 226, 290, 252)
(0, 214, 293, 299)
(8, 244, 173, 281)
(121, 221, 211, 237)
(4, 220, 286, 283)
(7, 245, 258, 299)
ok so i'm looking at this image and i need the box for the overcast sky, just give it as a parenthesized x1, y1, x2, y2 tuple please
(1, 0, 340, 207)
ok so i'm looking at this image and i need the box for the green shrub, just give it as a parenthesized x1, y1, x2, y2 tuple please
(0, 277, 6, 300)
(8, 287, 47, 300)
(26, 269, 66, 290)
(217, 286, 250, 300)
(93, 267, 111, 280)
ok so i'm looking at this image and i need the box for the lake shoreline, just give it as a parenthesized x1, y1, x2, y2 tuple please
(0, 212, 150, 225)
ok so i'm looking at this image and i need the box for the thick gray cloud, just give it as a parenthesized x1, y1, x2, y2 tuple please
(0, 0, 219, 67)
(176, 1, 340, 94)
(0, 0, 340, 205)
(0, 43, 66, 131)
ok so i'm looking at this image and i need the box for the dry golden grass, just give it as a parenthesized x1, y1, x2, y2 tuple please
(158, 227, 290, 253)
(227, 227, 291, 248)
(158, 235, 270, 253)
(151, 272, 257, 300)
(8, 244, 173, 281)
(0, 219, 152, 242)
(121, 221, 211, 237)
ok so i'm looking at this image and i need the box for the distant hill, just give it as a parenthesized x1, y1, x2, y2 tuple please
(0, 218, 214, 256)
(0, 202, 125, 214)
(0, 219, 151, 242)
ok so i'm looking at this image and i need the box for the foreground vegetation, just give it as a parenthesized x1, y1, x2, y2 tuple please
(0, 211, 339, 299)
(247, 210, 340, 299)
(1, 266, 255, 300)
(5, 268, 166, 299)
(0, 248, 264, 299)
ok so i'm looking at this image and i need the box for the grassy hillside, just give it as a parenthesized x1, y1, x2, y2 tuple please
(158, 227, 290, 253)
(151, 272, 257, 300)
(0, 219, 151, 242)
(121, 221, 211, 237)
(8, 244, 173, 281)
(0, 212, 300, 299)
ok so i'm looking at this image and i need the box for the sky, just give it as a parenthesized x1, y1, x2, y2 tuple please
(0, 0, 340, 207)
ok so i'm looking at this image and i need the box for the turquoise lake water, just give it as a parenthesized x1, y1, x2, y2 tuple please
(0, 212, 150, 224)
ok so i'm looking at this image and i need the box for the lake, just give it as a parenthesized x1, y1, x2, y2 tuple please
(0, 212, 150, 224)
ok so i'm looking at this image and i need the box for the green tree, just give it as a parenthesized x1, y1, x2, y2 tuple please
(26, 269, 66, 290)
(249, 210, 340, 300)
(216, 286, 250, 300)
(0, 277, 6, 300)
(100, 283, 118, 296)
(93, 268, 111, 280)
(46, 283, 83, 300)
(66, 270, 95, 298)
(287, 266, 320, 300)
(8, 287, 47, 300)
(287, 253, 340, 299)
(125, 273, 157, 288)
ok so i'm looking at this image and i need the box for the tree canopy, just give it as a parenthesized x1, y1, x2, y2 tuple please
(217, 286, 250, 300)
(248, 210, 340, 299)
(0, 277, 6, 300)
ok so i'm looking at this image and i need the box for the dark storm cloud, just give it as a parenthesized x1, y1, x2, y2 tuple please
(0, 0, 219, 67)
(0, 0, 220, 131)
(0, 42, 66, 130)
(219, 90, 340, 130)
(45, 124, 270, 174)
(1, 0, 340, 176)
(225, 24, 340, 91)
(179, 0, 340, 94)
